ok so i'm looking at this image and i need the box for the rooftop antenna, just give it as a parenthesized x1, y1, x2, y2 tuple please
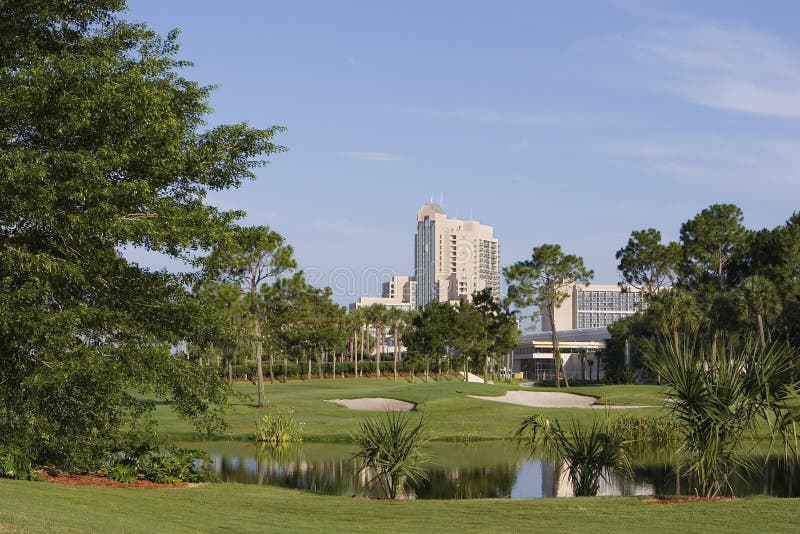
(429, 193, 434, 204)
(440, 192, 444, 208)
(469, 208, 473, 220)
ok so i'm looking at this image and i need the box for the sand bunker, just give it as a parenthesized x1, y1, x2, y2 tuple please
(326, 398, 416, 411)
(468, 391, 650, 409)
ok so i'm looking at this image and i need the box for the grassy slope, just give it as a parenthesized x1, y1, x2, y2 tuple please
(1, 479, 798, 534)
(152, 379, 665, 441)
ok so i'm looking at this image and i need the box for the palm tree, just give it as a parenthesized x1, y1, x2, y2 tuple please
(515, 415, 631, 496)
(646, 288, 702, 346)
(365, 305, 388, 378)
(387, 307, 407, 382)
(352, 412, 429, 499)
(741, 275, 783, 348)
(644, 336, 800, 497)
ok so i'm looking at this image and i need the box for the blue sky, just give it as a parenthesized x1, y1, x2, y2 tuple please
(126, 0, 800, 305)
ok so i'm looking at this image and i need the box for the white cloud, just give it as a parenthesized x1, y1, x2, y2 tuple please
(339, 151, 406, 162)
(394, 105, 614, 127)
(602, 135, 800, 194)
(631, 23, 800, 118)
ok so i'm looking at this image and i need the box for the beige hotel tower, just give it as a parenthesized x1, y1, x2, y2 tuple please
(415, 203, 499, 309)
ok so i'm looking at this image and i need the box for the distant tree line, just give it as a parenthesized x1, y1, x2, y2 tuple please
(603, 204, 800, 381)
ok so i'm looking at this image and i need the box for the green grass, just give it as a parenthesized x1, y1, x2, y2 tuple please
(152, 379, 665, 442)
(1, 478, 798, 534)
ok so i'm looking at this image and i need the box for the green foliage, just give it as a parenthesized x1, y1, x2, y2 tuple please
(254, 408, 304, 445)
(643, 337, 800, 497)
(504, 244, 593, 388)
(106, 462, 139, 483)
(603, 365, 635, 385)
(101, 447, 212, 484)
(140, 448, 212, 484)
(616, 228, 680, 298)
(608, 415, 681, 452)
(679, 203, 747, 289)
(515, 415, 631, 496)
(0, 445, 40, 481)
(0, 1, 292, 469)
(352, 412, 430, 499)
(403, 301, 457, 379)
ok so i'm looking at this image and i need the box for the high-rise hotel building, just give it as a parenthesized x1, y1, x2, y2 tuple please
(414, 203, 500, 310)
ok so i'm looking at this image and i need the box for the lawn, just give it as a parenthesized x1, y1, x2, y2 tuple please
(151, 378, 666, 442)
(1, 478, 797, 534)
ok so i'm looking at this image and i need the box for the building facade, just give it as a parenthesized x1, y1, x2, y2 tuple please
(510, 327, 608, 382)
(349, 275, 416, 312)
(414, 203, 499, 310)
(541, 284, 645, 331)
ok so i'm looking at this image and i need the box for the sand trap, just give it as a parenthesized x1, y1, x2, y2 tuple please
(468, 391, 651, 409)
(326, 398, 416, 411)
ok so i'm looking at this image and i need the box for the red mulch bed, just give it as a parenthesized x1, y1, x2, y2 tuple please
(645, 496, 738, 505)
(37, 470, 188, 489)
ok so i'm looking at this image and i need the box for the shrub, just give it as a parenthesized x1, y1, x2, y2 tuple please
(609, 415, 681, 453)
(352, 412, 430, 499)
(604, 365, 635, 384)
(254, 408, 304, 445)
(100, 447, 212, 484)
(140, 448, 212, 484)
(107, 462, 139, 483)
(0, 445, 40, 481)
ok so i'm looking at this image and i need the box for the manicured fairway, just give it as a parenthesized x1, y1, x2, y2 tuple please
(1, 478, 797, 534)
(151, 379, 666, 441)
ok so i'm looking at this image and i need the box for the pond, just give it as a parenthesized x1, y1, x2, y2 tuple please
(186, 441, 800, 499)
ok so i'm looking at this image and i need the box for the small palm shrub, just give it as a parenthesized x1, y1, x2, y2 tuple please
(254, 408, 304, 445)
(515, 415, 631, 496)
(352, 412, 430, 499)
(0, 445, 40, 481)
(644, 337, 800, 497)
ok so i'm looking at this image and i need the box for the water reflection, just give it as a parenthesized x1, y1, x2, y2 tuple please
(193, 441, 800, 500)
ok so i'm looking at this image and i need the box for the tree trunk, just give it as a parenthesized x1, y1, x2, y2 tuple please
(269, 351, 274, 384)
(376, 326, 381, 378)
(393, 322, 399, 382)
(711, 330, 719, 362)
(307, 356, 312, 380)
(757, 313, 766, 348)
(318, 349, 323, 380)
(548, 305, 567, 388)
(332, 351, 336, 379)
(253, 318, 265, 407)
(283, 357, 287, 383)
(227, 359, 233, 384)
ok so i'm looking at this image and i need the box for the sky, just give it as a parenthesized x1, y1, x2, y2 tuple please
(125, 0, 800, 305)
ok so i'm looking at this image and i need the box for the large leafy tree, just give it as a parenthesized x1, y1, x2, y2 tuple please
(615, 228, 680, 299)
(679, 204, 747, 290)
(679, 204, 748, 357)
(504, 244, 593, 388)
(403, 301, 457, 381)
(0, 1, 283, 468)
(473, 288, 519, 381)
(206, 226, 295, 407)
(453, 301, 492, 380)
